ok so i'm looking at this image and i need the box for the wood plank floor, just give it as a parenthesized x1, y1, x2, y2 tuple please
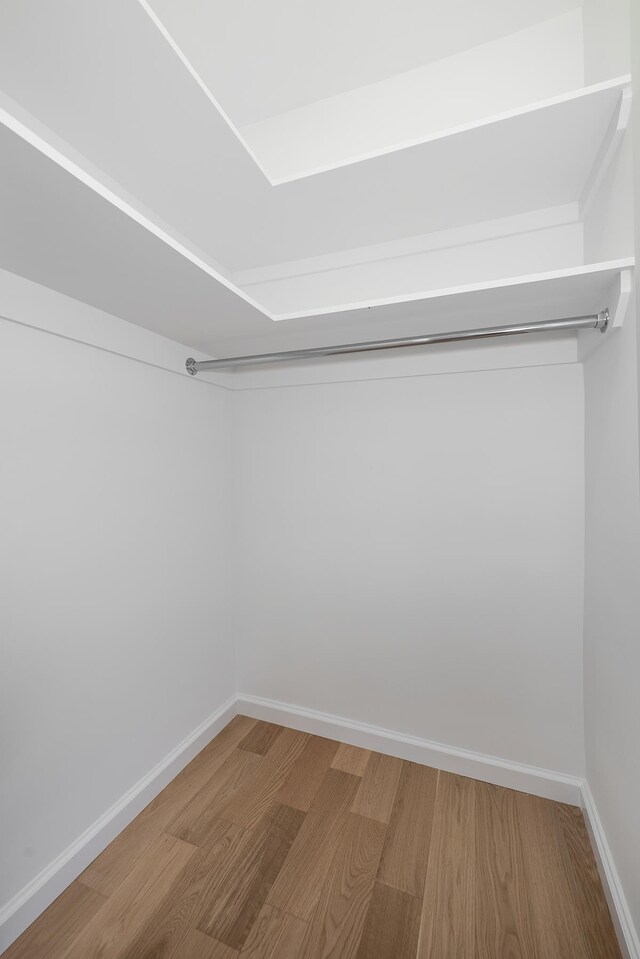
(3, 716, 622, 959)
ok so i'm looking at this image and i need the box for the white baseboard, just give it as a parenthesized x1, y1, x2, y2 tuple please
(581, 784, 640, 959)
(0, 695, 237, 953)
(236, 693, 583, 804)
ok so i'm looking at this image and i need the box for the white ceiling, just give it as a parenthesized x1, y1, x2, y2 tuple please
(146, 0, 583, 126)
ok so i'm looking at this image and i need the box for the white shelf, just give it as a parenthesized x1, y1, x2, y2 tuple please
(259, 77, 633, 268)
(0, 9, 630, 272)
(218, 261, 635, 356)
(0, 80, 633, 358)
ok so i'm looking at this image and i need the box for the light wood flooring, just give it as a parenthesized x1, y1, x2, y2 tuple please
(3, 716, 622, 958)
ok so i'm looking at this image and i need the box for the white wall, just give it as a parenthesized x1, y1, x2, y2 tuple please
(578, 0, 640, 947)
(0, 290, 234, 919)
(583, 304, 640, 947)
(580, 0, 640, 945)
(583, 127, 634, 266)
(234, 364, 586, 774)
(582, 0, 630, 85)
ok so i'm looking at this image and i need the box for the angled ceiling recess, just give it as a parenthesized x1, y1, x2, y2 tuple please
(0, 0, 633, 357)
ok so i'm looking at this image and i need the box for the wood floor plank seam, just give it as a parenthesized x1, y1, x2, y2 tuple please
(237, 902, 309, 958)
(552, 802, 621, 958)
(377, 762, 439, 898)
(417, 771, 476, 958)
(238, 721, 285, 757)
(298, 810, 387, 958)
(351, 751, 404, 824)
(185, 929, 240, 958)
(266, 768, 362, 922)
(116, 818, 247, 959)
(0, 882, 109, 959)
(76, 715, 257, 898)
(59, 833, 198, 959)
(274, 735, 340, 813)
(356, 881, 422, 959)
(472, 780, 538, 959)
(216, 727, 310, 831)
(331, 743, 371, 777)
(166, 747, 263, 847)
(195, 802, 307, 950)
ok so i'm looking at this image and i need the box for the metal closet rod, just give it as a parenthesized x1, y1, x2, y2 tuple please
(185, 309, 609, 374)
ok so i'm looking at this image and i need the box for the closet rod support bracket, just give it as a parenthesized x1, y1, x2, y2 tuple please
(597, 309, 609, 333)
(185, 357, 197, 376)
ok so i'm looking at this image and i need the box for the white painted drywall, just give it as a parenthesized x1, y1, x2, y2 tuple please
(583, 129, 634, 266)
(582, 0, 630, 84)
(241, 11, 584, 182)
(0, 287, 234, 915)
(583, 302, 640, 948)
(0, 268, 228, 385)
(581, 0, 640, 943)
(233, 365, 586, 774)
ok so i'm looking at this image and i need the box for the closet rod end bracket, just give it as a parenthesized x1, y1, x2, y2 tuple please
(597, 309, 609, 333)
(186, 358, 198, 376)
